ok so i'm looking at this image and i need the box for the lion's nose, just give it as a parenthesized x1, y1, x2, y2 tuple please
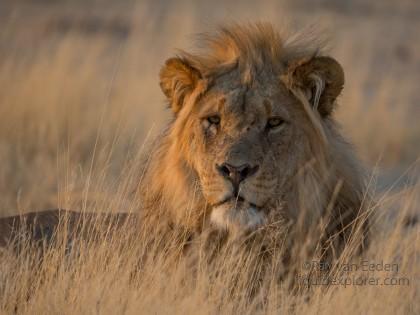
(216, 163, 259, 191)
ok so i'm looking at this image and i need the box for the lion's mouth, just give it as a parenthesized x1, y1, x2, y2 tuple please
(211, 195, 261, 210)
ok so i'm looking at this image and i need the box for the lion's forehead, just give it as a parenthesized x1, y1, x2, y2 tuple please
(200, 82, 293, 124)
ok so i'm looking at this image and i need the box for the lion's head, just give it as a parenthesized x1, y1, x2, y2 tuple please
(141, 23, 366, 246)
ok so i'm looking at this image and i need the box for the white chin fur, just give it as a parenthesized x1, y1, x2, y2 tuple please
(210, 204, 266, 233)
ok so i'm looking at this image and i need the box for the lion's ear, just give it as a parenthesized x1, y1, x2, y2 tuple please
(283, 56, 344, 117)
(159, 57, 202, 114)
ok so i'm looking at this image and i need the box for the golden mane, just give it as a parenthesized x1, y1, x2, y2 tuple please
(140, 23, 369, 259)
(178, 23, 325, 84)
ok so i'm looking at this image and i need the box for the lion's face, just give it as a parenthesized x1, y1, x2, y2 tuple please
(187, 70, 309, 233)
(158, 25, 345, 234)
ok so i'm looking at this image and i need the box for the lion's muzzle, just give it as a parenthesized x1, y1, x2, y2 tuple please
(210, 198, 266, 234)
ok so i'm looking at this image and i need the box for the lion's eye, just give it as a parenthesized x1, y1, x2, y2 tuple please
(207, 115, 221, 125)
(266, 117, 285, 129)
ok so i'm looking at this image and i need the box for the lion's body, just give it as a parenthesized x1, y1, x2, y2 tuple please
(0, 210, 135, 250)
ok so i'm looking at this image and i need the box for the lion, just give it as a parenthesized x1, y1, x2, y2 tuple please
(0, 23, 368, 265)
(140, 22, 369, 258)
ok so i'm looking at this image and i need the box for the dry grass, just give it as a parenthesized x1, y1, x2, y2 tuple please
(0, 0, 419, 314)
(0, 182, 418, 315)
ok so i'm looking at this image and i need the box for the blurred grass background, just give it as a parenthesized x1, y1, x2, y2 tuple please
(0, 0, 419, 215)
(0, 2, 419, 314)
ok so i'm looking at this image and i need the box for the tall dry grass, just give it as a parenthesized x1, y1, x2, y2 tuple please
(0, 179, 418, 314)
(0, 0, 419, 314)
